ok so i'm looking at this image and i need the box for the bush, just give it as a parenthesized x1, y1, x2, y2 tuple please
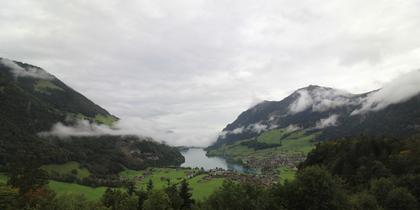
(384, 188, 418, 210)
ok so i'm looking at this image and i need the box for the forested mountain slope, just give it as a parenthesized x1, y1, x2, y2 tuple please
(0, 58, 184, 174)
(210, 84, 420, 150)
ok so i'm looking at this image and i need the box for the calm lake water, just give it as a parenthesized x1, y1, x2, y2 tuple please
(180, 148, 251, 173)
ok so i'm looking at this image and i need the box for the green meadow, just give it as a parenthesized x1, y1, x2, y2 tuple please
(48, 180, 108, 201)
(67, 113, 118, 126)
(41, 161, 91, 179)
(278, 166, 296, 183)
(120, 168, 224, 200)
(1, 168, 225, 201)
(2, 162, 110, 200)
(0, 173, 7, 184)
(94, 114, 118, 126)
(188, 174, 224, 200)
(1, 166, 225, 201)
(34, 80, 64, 93)
(208, 128, 317, 162)
(120, 168, 190, 189)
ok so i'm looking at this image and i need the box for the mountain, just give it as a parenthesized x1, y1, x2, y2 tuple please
(209, 84, 420, 150)
(0, 58, 184, 174)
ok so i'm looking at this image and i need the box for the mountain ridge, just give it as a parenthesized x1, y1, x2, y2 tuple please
(209, 82, 420, 149)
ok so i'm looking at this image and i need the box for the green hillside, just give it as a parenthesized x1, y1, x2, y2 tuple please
(0, 58, 184, 176)
(207, 128, 318, 179)
(42, 161, 91, 179)
(48, 181, 109, 201)
(208, 128, 317, 162)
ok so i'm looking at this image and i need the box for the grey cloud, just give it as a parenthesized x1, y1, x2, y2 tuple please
(353, 70, 420, 115)
(285, 124, 301, 132)
(289, 69, 420, 116)
(2, 0, 420, 146)
(39, 118, 213, 147)
(289, 88, 358, 114)
(315, 114, 339, 129)
(38, 120, 116, 138)
(219, 127, 245, 139)
(219, 122, 270, 139)
(289, 90, 313, 113)
(247, 123, 269, 133)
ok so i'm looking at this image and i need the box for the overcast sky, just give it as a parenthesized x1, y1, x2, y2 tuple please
(1, 0, 420, 146)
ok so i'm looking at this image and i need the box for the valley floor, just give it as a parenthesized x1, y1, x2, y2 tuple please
(1, 162, 295, 201)
(1, 167, 226, 201)
(2, 129, 309, 202)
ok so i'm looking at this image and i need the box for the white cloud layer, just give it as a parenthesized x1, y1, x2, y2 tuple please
(353, 70, 420, 114)
(0, 58, 53, 80)
(315, 114, 339, 129)
(39, 120, 115, 138)
(114, 117, 222, 146)
(219, 122, 270, 139)
(285, 124, 301, 132)
(2, 0, 420, 146)
(289, 88, 358, 114)
(289, 90, 313, 113)
(39, 118, 218, 147)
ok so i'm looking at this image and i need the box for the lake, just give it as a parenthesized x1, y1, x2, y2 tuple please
(180, 148, 251, 173)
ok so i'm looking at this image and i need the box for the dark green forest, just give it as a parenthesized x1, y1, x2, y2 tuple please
(2, 135, 420, 210)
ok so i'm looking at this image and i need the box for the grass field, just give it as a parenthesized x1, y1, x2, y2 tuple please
(120, 168, 224, 200)
(257, 129, 287, 144)
(48, 180, 108, 201)
(48, 167, 224, 201)
(0, 173, 7, 184)
(68, 113, 117, 126)
(207, 128, 318, 165)
(120, 168, 190, 190)
(41, 161, 90, 179)
(188, 174, 224, 200)
(94, 114, 118, 126)
(1, 167, 224, 201)
(0, 173, 107, 201)
(278, 166, 296, 183)
(34, 80, 63, 93)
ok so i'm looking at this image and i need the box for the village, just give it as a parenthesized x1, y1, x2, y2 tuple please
(243, 153, 306, 174)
